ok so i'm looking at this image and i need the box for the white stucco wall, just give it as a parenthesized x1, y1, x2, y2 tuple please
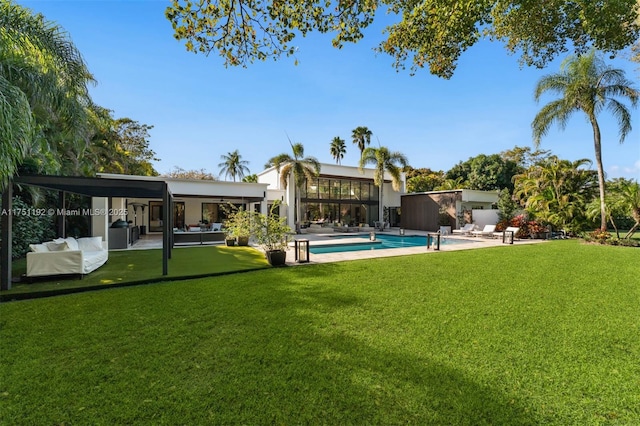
(472, 209, 499, 228)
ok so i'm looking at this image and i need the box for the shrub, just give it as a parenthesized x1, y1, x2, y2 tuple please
(583, 229, 640, 247)
(526, 220, 547, 238)
(611, 238, 640, 247)
(584, 229, 612, 244)
(497, 188, 517, 222)
(7, 196, 56, 259)
(503, 214, 529, 238)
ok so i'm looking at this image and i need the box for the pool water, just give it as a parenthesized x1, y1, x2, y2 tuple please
(309, 234, 470, 254)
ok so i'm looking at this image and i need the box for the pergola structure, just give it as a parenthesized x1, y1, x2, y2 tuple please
(1, 175, 173, 290)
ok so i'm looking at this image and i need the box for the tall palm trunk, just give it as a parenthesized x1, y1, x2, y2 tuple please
(378, 183, 384, 226)
(589, 114, 607, 230)
(295, 186, 302, 234)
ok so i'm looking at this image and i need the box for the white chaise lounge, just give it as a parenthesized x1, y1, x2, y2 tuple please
(452, 223, 477, 235)
(493, 226, 521, 240)
(471, 224, 496, 238)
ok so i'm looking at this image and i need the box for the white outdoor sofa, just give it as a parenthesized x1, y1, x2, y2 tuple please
(26, 236, 108, 278)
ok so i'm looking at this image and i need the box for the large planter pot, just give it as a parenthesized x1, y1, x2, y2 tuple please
(266, 250, 287, 266)
(236, 236, 249, 246)
(225, 238, 235, 247)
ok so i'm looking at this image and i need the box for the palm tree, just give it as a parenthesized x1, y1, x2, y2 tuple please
(0, 78, 33, 188)
(0, 2, 95, 185)
(586, 178, 639, 238)
(621, 181, 640, 238)
(329, 137, 346, 164)
(351, 126, 372, 159)
(514, 156, 598, 232)
(532, 50, 638, 230)
(268, 142, 320, 233)
(359, 146, 408, 226)
(218, 149, 250, 182)
(435, 177, 465, 191)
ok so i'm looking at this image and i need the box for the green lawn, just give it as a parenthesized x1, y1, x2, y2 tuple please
(3, 245, 269, 297)
(1, 240, 639, 424)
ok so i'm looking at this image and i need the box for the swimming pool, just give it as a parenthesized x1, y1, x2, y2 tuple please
(309, 234, 471, 254)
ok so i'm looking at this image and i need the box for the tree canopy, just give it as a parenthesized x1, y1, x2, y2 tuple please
(165, 0, 640, 78)
(446, 153, 519, 192)
(218, 149, 250, 182)
(359, 145, 408, 223)
(268, 141, 320, 232)
(163, 166, 217, 180)
(1, 3, 159, 185)
(329, 136, 346, 165)
(1, 1, 94, 187)
(87, 109, 159, 177)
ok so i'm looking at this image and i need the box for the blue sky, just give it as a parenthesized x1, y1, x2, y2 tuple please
(21, 0, 640, 180)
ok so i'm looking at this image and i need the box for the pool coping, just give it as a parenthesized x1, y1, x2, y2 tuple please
(288, 230, 547, 264)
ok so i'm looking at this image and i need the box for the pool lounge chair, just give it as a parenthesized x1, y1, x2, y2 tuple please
(452, 223, 476, 235)
(493, 226, 521, 240)
(471, 224, 496, 237)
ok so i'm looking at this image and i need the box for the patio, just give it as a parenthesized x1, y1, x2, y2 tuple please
(127, 227, 546, 264)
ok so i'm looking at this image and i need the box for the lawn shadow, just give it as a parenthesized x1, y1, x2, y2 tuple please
(172, 269, 540, 424)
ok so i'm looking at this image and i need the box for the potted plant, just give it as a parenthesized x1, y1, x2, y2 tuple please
(225, 207, 252, 246)
(251, 202, 292, 266)
(224, 233, 236, 246)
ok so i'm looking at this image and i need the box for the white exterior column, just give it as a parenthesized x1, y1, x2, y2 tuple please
(92, 197, 109, 241)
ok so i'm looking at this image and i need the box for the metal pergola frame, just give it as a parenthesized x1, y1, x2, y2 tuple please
(1, 175, 174, 290)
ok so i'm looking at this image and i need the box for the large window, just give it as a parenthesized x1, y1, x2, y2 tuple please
(301, 176, 379, 226)
(149, 201, 163, 232)
(202, 202, 245, 224)
(202, 203, 219, 224)
(149, 201, 185, 232)
(174, 202, 185, 229)
(319, 179, 330, 199)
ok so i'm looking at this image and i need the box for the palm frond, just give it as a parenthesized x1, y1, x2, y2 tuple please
(534, 74, 570, 100)
(532, 99, 575, 145)
(605, 99, 633, 143)
(279, 163, 293, 189)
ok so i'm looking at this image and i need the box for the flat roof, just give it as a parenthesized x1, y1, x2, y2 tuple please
(14, 175, 168, 198)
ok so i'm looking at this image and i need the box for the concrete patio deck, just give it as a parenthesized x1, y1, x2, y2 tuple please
(126, 228, 546, 265)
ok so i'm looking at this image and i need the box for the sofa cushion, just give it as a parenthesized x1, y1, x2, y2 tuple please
(44, 241, 69, 251)
(29, 243, 49, 253)
(77, 236, 103, 251)
(63, 237, 79, 251)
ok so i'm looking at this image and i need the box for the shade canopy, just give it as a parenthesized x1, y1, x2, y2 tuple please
(2, 175, 173, 291)
(14, 175, 167, 199)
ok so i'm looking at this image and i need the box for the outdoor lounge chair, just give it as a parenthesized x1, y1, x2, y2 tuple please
(471, 224, 496, 237)
(452, 223, 476, 235)
(493, 226, 521, 240)
(374, 221, 389, 231)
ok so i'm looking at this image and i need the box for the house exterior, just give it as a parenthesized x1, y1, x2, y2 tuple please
(257, 163, 406, 229)
(93, 164, 407, 243)
(95, 173, 269, 240)
(401, 189, 499, 231)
